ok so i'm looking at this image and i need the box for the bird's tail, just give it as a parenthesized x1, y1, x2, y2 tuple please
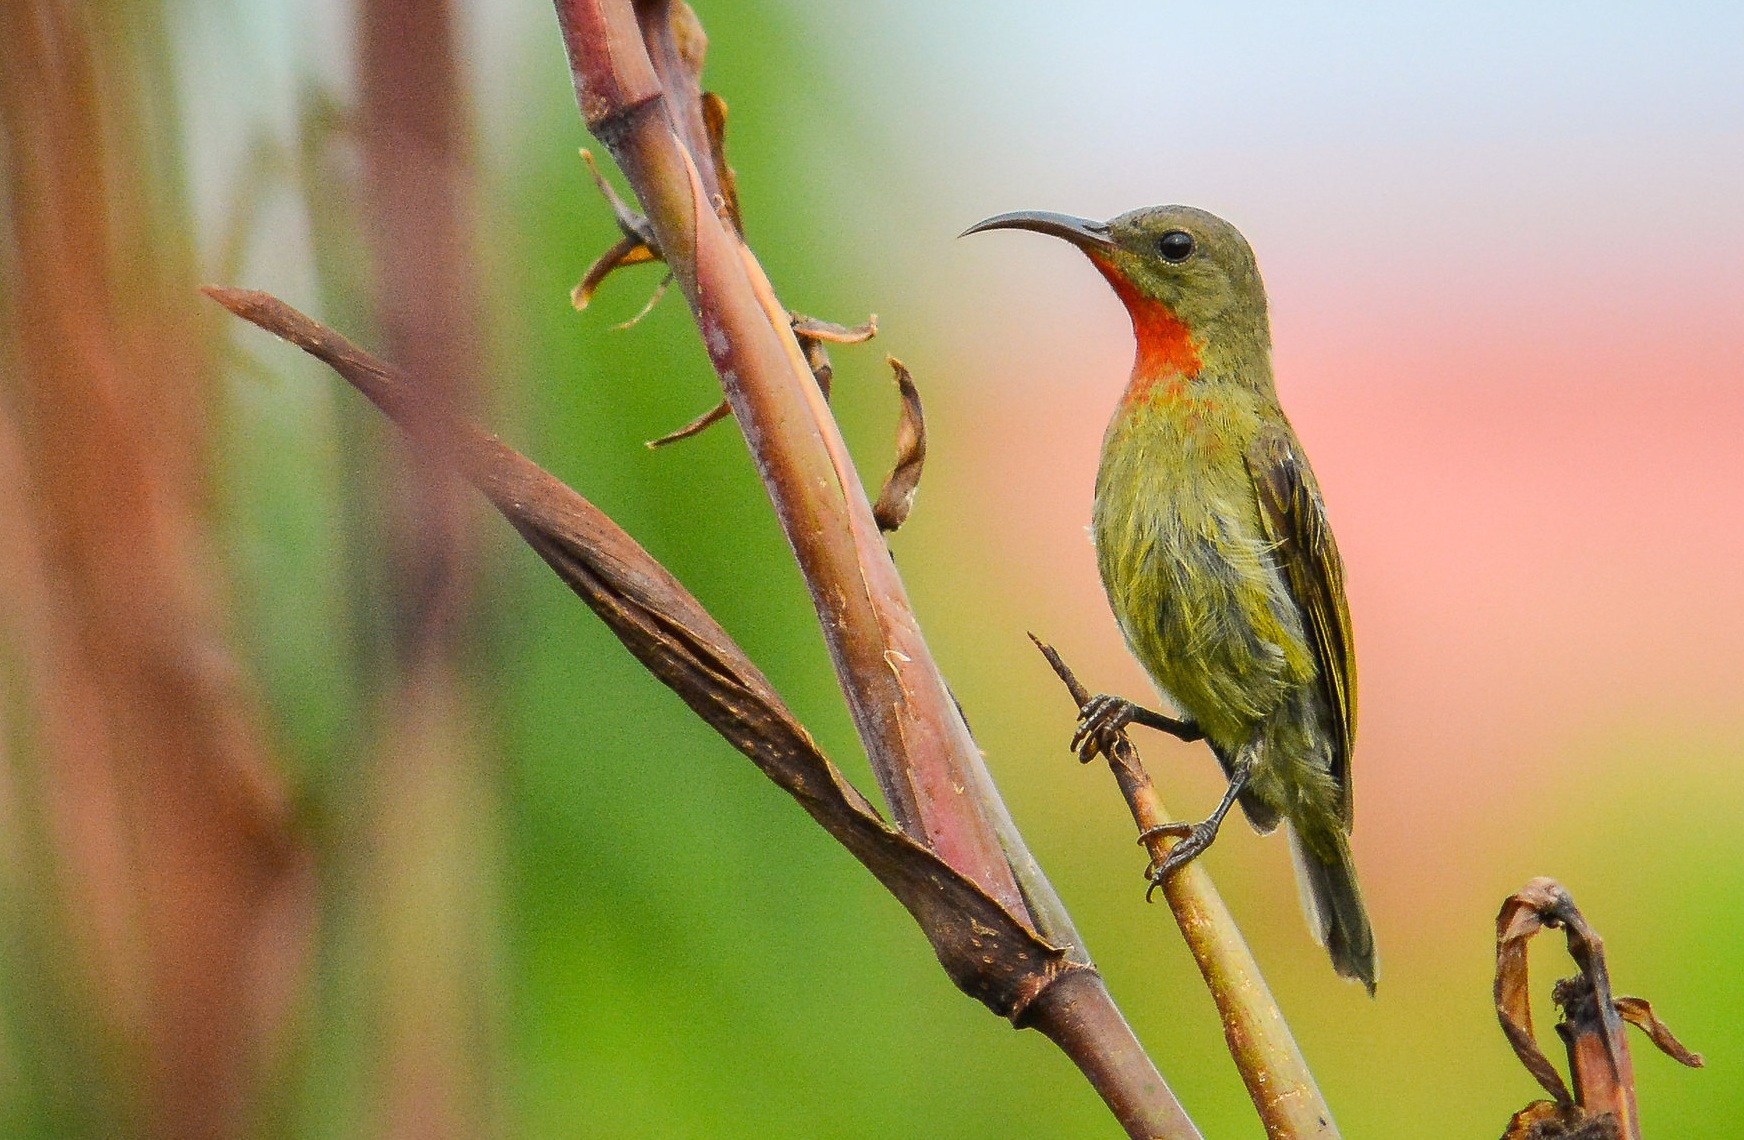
(1288, 823, 1377, 994)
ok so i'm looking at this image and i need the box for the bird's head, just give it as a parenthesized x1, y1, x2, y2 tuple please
(963, 204, 1268, 340)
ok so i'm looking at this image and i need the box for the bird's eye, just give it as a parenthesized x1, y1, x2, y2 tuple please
(1157, 230, 1195, 262)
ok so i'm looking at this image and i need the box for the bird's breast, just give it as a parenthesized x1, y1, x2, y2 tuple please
(1110, 370, 1240, 462)
(1091, 390, 1312, 739)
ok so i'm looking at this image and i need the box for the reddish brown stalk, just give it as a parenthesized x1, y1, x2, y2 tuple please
(1034, 638, 1339, 1139)
(0, 2, 314, 1135)
(554, 0, 1021, 906)
(355, 0, 499, 1135)
(1023, 972, 1205, 1140)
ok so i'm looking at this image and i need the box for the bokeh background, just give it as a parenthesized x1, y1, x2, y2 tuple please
(2, 1, 1739, 1137)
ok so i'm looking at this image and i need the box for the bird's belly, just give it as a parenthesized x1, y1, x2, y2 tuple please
(1093, 455, 1313, 751)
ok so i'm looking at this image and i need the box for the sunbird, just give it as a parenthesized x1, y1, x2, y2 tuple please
(966, 205, 1376, 991)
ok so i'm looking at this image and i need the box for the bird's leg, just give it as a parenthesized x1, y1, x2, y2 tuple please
(1139, 746, 1257, 899)
(1070, 693, 1202, 763)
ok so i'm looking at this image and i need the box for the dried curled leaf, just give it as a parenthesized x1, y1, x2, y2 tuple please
(1496, 878, 1584, 1105)
(571, 235, 657, 312)
(571, 150, 666, 316)
(791, 313, 873, 403)
(206, 287, 1086, 1023)
(790, 312, 877, 344)
(1494, 878, 1701, 1140)
(1613, 997, 1703, 1068)
(873, 356, 926, 533)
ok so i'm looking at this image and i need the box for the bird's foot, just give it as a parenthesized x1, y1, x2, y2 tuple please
(1070, 693, 1137, 763)
(1139, 818, 1223, 901)
(1137, 747, 1255, 900)
(1070, 695, 1202, 762)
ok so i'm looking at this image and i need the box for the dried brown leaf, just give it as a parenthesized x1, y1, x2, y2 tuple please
(873, 356, 926, 533)
(571, 235, 657, 312)
(790, 312, 877, 344)
(667, 0, 708, 78)
(1494, 878, 1700, 1140)
(205, 287, 1086, 1022)
(646, 399, 731, 449)
(1496, 878, 1580, 1105)
(569, 149, 666, 316)
(1613, 997, 1704, 1068)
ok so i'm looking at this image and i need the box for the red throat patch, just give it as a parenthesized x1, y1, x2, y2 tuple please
(1089, 255, 1202, 403)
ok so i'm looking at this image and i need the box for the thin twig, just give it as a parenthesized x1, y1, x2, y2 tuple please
(1032, 636, 1341, 1140)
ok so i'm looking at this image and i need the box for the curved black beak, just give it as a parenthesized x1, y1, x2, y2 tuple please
(960, 210, 1119, 253)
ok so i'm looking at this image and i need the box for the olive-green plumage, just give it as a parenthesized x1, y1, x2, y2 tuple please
(969, 204, 1375, 990)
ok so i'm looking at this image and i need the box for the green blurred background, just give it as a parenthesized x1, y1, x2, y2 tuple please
(2, 1, 1739, 1137)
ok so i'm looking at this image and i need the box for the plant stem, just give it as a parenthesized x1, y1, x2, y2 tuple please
(1035, 638, 1339, 1139)
(555, 0, 1023, 916)
(1123, 757, 1339, 1139)
(1024, 971, 1206, 1140)
(0, 3, 314, 1134)
(355, 0, 501, 1133)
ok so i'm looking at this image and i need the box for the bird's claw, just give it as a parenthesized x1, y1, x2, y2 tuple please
(1070, 693, 1135, 763)
(1140, 820, 1218, 901)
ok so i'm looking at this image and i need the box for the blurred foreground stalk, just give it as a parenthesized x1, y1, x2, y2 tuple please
(0, 1, 314, 1136)
(355, 0, 504, 1135)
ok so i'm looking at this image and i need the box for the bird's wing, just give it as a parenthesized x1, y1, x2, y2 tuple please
(1246, 429, 1357, 826)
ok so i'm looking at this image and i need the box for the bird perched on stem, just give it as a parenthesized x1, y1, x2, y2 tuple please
(965, 205, 1375, 992)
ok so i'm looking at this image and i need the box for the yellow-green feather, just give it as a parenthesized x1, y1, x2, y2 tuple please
(1082, 203, 1375, 988)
